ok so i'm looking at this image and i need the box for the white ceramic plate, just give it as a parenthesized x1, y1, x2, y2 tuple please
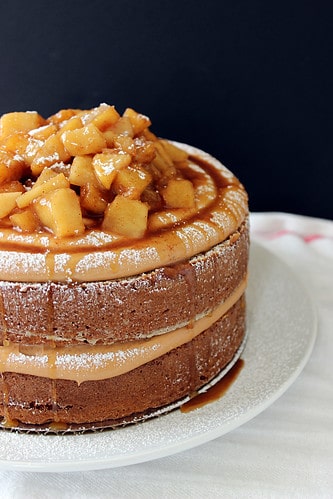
(0, 242, 317, 472)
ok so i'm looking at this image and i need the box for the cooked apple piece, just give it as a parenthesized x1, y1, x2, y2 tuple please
(123, 108, 151, 135)
(31, 133, 71, 176)
(113, 135, 134, 154)
(113, 166, 152, 199)
(5, 133, 43, 166)
(102, 195, 148, 238)
(159, 140, 188, 162)
(17, 172, 69, 208)
(0, 147, 27, 184)
(62, 123, 106, 156)
(28, 124, 58, 141)
(76, 103, 110, 125)
(80, 182, 108, 215)
(0, 180, 25, 193)
(0, 191, 21, 218)
(92, 152, 131, 190)
(103, 130, 116, 148)
(132, 138, 156, 164)
(0, 111, 45, 139)
(48, 161, 71, 177)
(9, 207, 39, 232)
(34, 187, 85, 237)
(34, 166, 58, 185)
(162, 178, 196, 208)
(47, 109, 79, 126)
(142, 128, 158, 141)
(92, 105, 120, 131)
(58, 116, 83, 133)
(110, 117, 134, 137)
(69, 156, 97, 186)
(152, 141, 174, 172)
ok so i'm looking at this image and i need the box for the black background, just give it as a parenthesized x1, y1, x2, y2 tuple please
(0, 0, 332, 219)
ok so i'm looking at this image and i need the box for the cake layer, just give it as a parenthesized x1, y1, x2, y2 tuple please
(0, 296, 245, 428)
(0, 219, 248, 346)
(0, 276, 247, 383)
(0, 144, 248, 283)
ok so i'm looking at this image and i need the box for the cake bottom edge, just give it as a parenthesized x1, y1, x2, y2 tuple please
(0, 296, 246, 433)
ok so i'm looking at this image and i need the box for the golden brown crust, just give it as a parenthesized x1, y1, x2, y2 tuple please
(0, 296, 245, 428)
(0, 218, 249, 346)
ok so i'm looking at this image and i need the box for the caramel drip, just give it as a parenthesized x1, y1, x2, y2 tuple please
(181, 359, 245, 413)
(0, 277, 247, 384)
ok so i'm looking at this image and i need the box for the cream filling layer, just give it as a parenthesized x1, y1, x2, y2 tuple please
(0, 277, 247, 384)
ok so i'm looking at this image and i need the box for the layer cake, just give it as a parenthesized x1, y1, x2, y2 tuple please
(0, 104, 249, 431)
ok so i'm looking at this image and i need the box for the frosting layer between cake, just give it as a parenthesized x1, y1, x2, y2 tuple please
(0, 276, 247, 383)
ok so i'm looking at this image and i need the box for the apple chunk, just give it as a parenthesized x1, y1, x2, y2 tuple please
(0, 191, 21, 218)
(62, 123, 106, 156)
(16, 172, 69, 209)
(34, 188, 85, 237)
(69, 156, 98, 186)
(113, 166, 152, 199)
(31, 133, 71, 176)
(0, 111, 44, 138)
(162, 179, 195, 208)
(102, 195, 148, 238)
(92, 152, 131, 190)
(9, 207, 39, 232)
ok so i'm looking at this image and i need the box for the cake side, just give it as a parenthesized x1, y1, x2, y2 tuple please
(0, 218, 248, 346)
(0, 296, 245, 428)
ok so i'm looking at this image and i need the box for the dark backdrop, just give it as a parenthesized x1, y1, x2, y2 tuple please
(0, 0, 332, 219)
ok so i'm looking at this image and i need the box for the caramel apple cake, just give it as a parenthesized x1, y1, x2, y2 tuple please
(0, 104, 249, 431)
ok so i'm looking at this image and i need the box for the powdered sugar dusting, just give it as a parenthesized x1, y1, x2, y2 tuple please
(0, 251, 46, 277)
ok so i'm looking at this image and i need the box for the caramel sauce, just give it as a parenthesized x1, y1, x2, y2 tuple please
(48, 421, 68, 432)
(180, 359, 244, 413)
(0, 146, 248, 283)
(0, 415, 19, 429)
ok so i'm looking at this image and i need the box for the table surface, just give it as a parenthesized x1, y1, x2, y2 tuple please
(1, 212, 332, 498)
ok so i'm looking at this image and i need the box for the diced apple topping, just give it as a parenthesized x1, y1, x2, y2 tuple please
(0, 111, 45, 139)
(162, 179, 196, 208)
(61, 123, 107, 156)
(16, 171, 69, 208)
(9, 207, 39, 232)
(92, 151, 132, 189)
(34, 188, 85, 237)
(0, 103, 196, 238)
(102, 195, 148, 238)
(0, 192, 22, 218)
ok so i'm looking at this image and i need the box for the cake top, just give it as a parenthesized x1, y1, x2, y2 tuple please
(0, 104, 248, 282)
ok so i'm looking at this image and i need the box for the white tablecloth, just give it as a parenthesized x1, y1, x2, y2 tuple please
(1, 212, 332, 498)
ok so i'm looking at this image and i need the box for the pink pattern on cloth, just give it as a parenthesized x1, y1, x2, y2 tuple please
(250, 213, 333, 244)
(265, 229, 326, 243)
